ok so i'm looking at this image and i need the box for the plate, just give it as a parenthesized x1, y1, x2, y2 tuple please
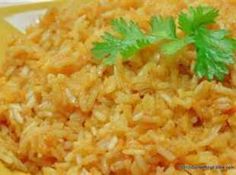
(0, 0, 64, 63)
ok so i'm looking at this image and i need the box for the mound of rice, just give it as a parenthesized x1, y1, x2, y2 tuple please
(0, 0, 236, 174)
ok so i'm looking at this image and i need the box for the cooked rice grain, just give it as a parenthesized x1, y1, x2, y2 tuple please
(0, 0, 236, 174)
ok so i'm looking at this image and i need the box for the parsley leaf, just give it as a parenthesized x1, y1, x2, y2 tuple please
(92, 19, 149, 65)
(194, 28, 235, 80)
(111, 18, 152, 59)
(92, 17, 176, 64)
(179, 6, 219, 34)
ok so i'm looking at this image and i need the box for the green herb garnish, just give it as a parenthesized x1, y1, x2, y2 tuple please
(92, 6, 236, 81)
(163, 6, 236, 81)
(92, 17, 176, 65)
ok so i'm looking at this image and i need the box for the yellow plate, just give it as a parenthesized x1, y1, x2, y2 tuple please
(0, 0, 64, 62)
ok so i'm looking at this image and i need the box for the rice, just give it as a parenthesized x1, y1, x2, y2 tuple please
(0, 0, 236, 174)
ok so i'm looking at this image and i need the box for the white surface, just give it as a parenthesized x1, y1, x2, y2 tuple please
(0, 0, 50, 33)
(5, 9, 47, 33)
(0, 0, 53, 7)
(0, 0, 49, 33)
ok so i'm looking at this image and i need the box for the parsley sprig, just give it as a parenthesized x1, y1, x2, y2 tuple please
(92, 6, 236, 81)
(163, 6, 236, 80)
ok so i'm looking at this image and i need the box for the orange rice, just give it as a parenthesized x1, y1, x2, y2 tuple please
(0, 0, 236, 174)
